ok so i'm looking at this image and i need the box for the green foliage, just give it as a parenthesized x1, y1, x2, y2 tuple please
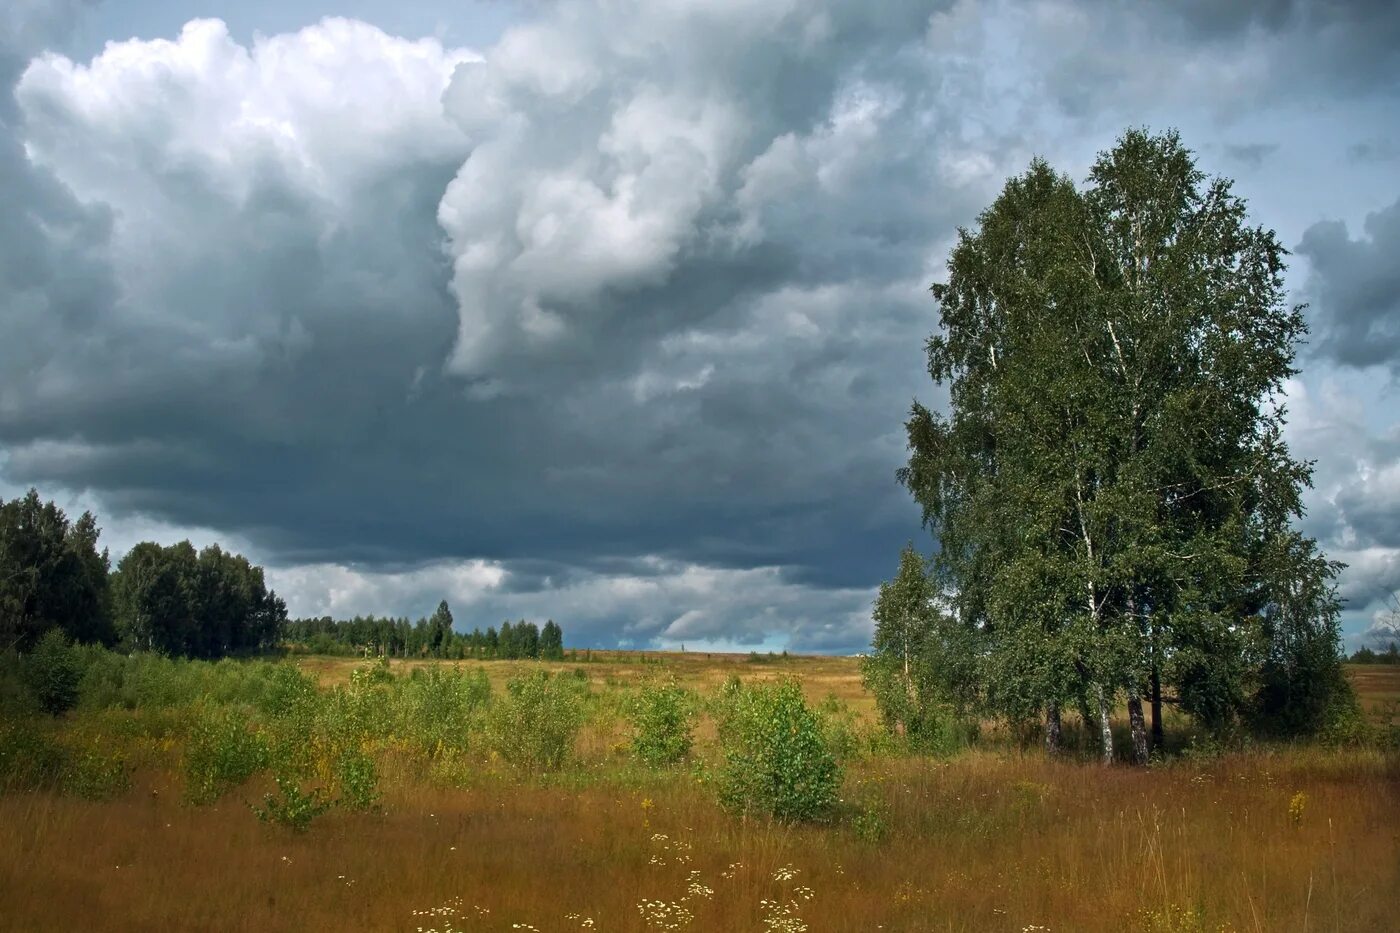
(110, 539, 285, 659)
(183, 703, 269, 804)
(253, 774, 331, 832)
(394, 666, 491, 757)
(628, 678, 695, 767)
(0, 717, 65, 790)
(540, 620, 565, 660)
(849, 796, 889, 843)
(898, 128, 1343, 754)
(1250, 537, 1354, 738)
(75, 649, 311, 713)
(23, 628, 83, 715)
(712, 678, 841, 822)
(334, 748, 379, 810)
(0, 489, 114, 650)
(256, 663, 320, 718)
(1350, 644, 1400, 664)
(485, 670, 584, 771)
(284, 612, 568, 661)
(60, 743, 131, 800)
(863, 545, 983, 754)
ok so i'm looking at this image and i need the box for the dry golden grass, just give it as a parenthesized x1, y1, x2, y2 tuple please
(300, 650, 874, 711)
(1, 656, 1397, 932)
(1346, 664, 1400, 726)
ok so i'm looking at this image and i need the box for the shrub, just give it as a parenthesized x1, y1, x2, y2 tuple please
(254, 774, 331, 832)
(184, 704, 269, 804)
(395, 667, 490, 757)
(255, 663, 320, 719)
(0, 718, 65, 790)
(352, 657, 395, 687)
(23, 629, 83, 715)
(61, 744, 131, 800)
(817, 694, 866, 762)
(628, 678, 695, 767)
(713, 678, 841, 822)
(1319, 692, 1376, 748)
(485, 670, 584, 771)
(334, 748, 379, 810)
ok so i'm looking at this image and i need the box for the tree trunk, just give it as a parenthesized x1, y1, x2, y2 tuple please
(1127, 688, 1148, 765)
(1045, 703, 1062, 756)
(1150, 665, 1164, 746)
(1096, 683, 1114, 765)
(1077, 693, 1096, 737)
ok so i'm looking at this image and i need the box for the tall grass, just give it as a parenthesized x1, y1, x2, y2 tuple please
(0, 649, 1396, 931)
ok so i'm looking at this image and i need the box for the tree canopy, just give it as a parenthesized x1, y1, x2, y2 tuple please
(0, 490, 113, 650)
(110, 540, 286, 657)
(1, 489, 286, 658)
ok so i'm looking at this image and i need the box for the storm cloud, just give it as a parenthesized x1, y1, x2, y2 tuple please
(2, 0, 1398, 651)
(1298, 197, 1400, 373)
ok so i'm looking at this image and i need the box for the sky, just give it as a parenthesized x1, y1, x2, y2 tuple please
(1, 0, 1397, 653)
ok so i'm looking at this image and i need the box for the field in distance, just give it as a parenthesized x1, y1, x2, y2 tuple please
(1, 652, 1397, 932)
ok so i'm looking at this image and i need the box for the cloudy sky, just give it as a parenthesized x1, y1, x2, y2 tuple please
(2, 0, 1397, 653)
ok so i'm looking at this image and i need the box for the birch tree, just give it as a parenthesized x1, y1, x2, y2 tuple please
(899, 129, 1349, 762)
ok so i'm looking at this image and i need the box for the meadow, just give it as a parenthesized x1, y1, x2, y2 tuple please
(1, 649, 1397, 932)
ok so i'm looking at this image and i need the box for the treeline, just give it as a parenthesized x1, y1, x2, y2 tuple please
(1350, 645, 1399, 665)
(284, 602, 565, 660)
(1, 490, 287, 657)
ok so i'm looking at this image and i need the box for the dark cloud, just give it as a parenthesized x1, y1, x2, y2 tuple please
(0, 8, 949, 643)
(2, 0, 1398, 651)
(1297, 196, 1400, 371)
(1347, 138, 1398, 163)
(1170, 0, 1400, 91)
(1224, 142, 1278, 169)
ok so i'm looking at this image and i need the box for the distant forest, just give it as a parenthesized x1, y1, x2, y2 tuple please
(285, 606, 565, 660)
(0, 489, 562, 660)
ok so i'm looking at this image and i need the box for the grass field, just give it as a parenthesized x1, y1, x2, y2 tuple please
(2, 655, 1397, 932)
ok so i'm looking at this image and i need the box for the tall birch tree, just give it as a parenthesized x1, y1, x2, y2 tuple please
(898, 129, 1349, 762)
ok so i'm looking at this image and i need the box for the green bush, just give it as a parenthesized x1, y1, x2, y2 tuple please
(0, 717, 65, 790)
(61, 744, 131, 800)
(352, 657, 395, 687)
(75, 648, 300, 712)
(23, 629, 83, 715)
(485, 670, 584, 771)
(334, 748, 379, 810)
(394, 666, 490, 756)
(712, 678, 841, 822)
(254, 774, 331, 832)
(628, 678, 695, 767)
(184, 704, 269, 804)
(256, 663, 320, 719)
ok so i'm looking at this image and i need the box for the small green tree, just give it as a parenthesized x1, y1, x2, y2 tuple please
(184, 703, 270, 804)
(713, 679, 841, 822)
(429, 601, 454, 658)
(22, 628, 83, 715)
(628, 678, 695, 766)
(485, 670, 584, 771)
(540, 620, 565, 660)
(863, 543, 978, 749)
